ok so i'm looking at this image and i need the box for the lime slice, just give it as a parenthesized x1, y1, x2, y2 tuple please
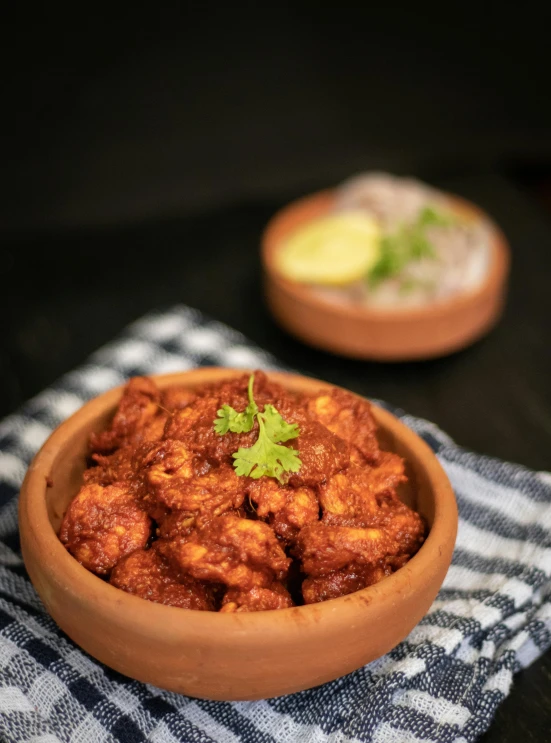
(276, 212, 381, 285)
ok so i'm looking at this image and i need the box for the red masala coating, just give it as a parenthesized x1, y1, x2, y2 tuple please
(156, 510, 196, 540)
(295, 522, 400, 576)
(302, 562, 392, 604)
(59, 483, 151, 574)
(247, 479, 318, 542)
(153, 464, 244, 514)
(110, 543, 212, 610)
(160, 514, 290, 591)
(373, 492, 425, 556)
(160, 386, 196, 412)
(220, 583, 293, 613)
(289, 421, 350, 487)
(60, 372, 425, 611)
(90, 377, 165, 453)
(308, 388, 381, 464)
(319, 454, 407, 527)
(83, 446, 136, 486)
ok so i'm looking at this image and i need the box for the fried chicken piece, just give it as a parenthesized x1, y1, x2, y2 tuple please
(302, 561, 392, 603)
(308, 389, 380, 464)
(220, 582, 294, 613)
(350, 445, 368, 466)
(83, 446, 136, 486)
(140, 411, 170, 445)
(272, 489, 319, 542)
(319, 469, 375, 526)
(135, 435, 243, 521)
(137, 438, 195, 482)
(196, 425, 260, 469)
(253, 376, 310, 429)
(166, 372, 310, 469)
(197, 371, 308, 427)
(59, 483, 151, 574)
(295, 522, 398, 576)
(161, 514, 290, 591)
(156, 506, 247, 539)
(374, 492, 426, 556)
(137, 498, 171, 524)
(110, 543, 212, 610)
(164, 394, 220, 441)
(161, 386, 197, 412)
(192, 375, 336, 486)
(247, 479, 319, 542)
(149, 463, 244, 516)
(166, 390, 258, 467)
(156, 510, 196, 539)
(289, 421, 350, 487)
(369, 451, 407, 494)
(164, 374, 254, 450)
(320, 455, 406, 526)
(319, 456, 423, 555)
(133, 438, 195, 518)
(90, 377, 162, 453)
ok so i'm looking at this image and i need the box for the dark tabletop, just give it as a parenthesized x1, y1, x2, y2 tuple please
(2, 171, 551, 741)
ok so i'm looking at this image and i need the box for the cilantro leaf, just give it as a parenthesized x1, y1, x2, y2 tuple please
(409, 230, 435, 260)
(418, 205, 454, 228)
(213, 373, 258, 434)
(261, 404, 300, 442)
(214, 404, 256, 434)
(368, 232, 408, 288)
(367, 204, 451, 288)
(233, 416, 301, 482)
(214, 373, 302, 482)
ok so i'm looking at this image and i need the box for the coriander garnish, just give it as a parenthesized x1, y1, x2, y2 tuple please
(367, 205, 453, 288)
(214, 374, 258, 434)
(214, 374, 302, 482)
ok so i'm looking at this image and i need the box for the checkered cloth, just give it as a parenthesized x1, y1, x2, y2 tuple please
(1, 305, 550, 743)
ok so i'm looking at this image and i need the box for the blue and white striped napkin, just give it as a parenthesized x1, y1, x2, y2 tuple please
(0, 305, 550, 743)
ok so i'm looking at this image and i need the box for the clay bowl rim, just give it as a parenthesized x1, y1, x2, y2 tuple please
(20, 367, 457, 641)
(262, 189, 511, 323)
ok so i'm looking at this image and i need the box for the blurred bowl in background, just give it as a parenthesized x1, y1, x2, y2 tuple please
(262, 189, 510, 361)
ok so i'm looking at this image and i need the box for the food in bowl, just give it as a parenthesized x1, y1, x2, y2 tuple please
(21, 368, 457, 699)
(275, 172, 494, 309)
(59, 371, 426, 612)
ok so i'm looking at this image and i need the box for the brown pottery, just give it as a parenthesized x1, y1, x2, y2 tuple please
(19, 368, 457, 700)
(262, 190, 510, 360)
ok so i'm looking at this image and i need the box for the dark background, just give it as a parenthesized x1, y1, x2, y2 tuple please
(2, 4, 551, 741)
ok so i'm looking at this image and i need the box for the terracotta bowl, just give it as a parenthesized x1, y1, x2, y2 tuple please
(262, 190, 511, 360)
(19, 368, 457, 701)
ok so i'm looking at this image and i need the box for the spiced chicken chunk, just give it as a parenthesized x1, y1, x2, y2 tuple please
(59, 372, 425, 611)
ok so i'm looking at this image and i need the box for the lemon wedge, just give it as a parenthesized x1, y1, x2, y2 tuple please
(276, 212, 381, 285)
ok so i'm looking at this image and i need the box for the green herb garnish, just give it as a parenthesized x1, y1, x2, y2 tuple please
(214, 374, 301, 482)
(417, 205, 454, 228)
(214, 374, 258, 434)
(398, 278, 417, 295)
(367, 205, 453, 288)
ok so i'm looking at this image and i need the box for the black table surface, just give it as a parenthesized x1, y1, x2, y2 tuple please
(2, 171, 551, 742)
